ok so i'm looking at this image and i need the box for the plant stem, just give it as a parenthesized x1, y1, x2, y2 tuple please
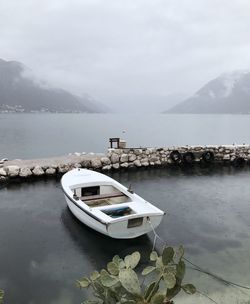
(146, 275, 162, 302)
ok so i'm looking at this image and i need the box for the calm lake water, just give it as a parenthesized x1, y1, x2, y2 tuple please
(0, 114, 250, 303)
(1, 113, 250, 159)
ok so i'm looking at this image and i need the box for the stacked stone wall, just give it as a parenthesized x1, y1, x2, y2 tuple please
(105, 145, 250, 170)
(1, 145, 250, 183)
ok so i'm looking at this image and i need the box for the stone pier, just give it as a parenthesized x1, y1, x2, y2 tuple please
(1, 144, 250, 183)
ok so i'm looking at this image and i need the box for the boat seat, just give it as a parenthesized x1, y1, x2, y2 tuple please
(80, 192, 126, 202)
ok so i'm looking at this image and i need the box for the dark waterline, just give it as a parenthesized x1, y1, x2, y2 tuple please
(0, 166, 250, 303)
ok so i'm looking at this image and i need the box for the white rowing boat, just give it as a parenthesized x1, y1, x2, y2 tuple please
(61, 168, 165, 239)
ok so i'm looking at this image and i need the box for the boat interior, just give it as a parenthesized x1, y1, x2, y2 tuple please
(71, 184, 132, 208)
(70, 184, 145, 223)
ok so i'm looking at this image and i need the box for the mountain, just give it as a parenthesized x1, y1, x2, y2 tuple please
(166, 71, 250, 114)
(0, 59, 107, 113)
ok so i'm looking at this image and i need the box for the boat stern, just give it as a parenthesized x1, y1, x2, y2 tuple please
(106, 213, 164, 239)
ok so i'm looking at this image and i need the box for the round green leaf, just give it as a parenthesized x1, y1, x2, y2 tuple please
(101, 273, 119, 287)
(163, 272, 176, 289)
(162, 247, 174, 265)
(107, 261, 119, 275)
(164, 266, 177, 276)
(90, 271, 100, 281)
(77, 277, 90, 288)
(119, 268, 141, 295)
(124, 251, 140, 269)
(176, 260, 186, 281)
(119, 260, 126, 269)
(131, 251, 140, 268)
(150, 251, 158, 261)
(100, 269, 109, 276)
(178, 245, 185, 259)
(182, 284, 196, 294)
(151, 293, 165, 304)
(112, 255, 121, 265)
(142, 266, 156, 276)
(155, 257, 163, 269)
(124, 254, 131, 268)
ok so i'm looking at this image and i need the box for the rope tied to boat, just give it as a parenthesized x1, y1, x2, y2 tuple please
(146, 217, 165, 251)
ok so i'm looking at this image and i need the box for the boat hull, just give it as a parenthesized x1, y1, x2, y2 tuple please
(65, 195, 107, 235)
(65, 195, 163, 239)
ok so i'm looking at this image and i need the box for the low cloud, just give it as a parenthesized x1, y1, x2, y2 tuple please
(1, 0, 250, 110)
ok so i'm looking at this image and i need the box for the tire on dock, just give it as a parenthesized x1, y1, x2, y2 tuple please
(232, 156, 245, 167)
(182, 152, 195, 164)
(170, 150, 182, 164)
(201, 151, 214, 163)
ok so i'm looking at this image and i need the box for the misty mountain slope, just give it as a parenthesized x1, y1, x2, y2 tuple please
(166, 71, 250, 114)
(0, 58, 106, 113)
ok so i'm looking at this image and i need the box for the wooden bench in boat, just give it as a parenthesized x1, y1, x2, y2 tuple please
(80, 192, 126, 201)
(80, 192, 129, 207)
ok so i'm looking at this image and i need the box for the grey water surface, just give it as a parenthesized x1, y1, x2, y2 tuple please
(1, 113, 250, 159)
(0, 166, 250, 303)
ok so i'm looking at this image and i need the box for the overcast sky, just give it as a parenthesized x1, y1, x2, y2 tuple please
(1, 0, 250, 111)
